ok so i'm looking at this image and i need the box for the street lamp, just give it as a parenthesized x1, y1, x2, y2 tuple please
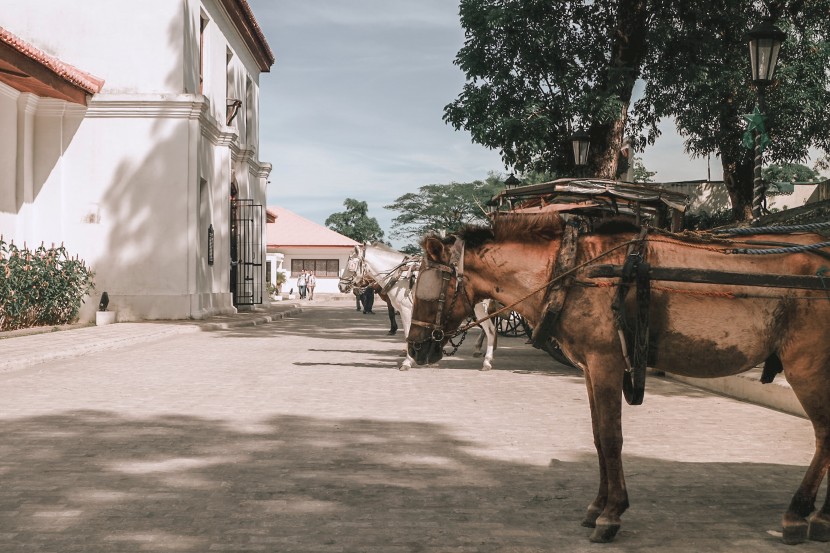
(504, 173, 521, 189)
(747, 16, 786, 221)
(570, 129, 591, 176)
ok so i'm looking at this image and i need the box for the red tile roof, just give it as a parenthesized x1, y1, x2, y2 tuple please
(0, 26, 104, 105)
(267, 206, 359, 248)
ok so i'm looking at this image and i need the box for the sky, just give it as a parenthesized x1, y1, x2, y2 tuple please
(247, 0, 710, 246)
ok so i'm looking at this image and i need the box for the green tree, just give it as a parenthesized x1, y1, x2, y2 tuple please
(384, 173, 505, 249)
(763, 162, 823, 183)
(444, 0, 651, 179)
(632, 1, 830, 219)
(446, 1, 830, 221)
(631, 157, 657, 183)
(324, 199, 385, 244)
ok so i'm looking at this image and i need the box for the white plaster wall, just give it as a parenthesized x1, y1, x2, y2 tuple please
(0, 3, 272, 322)
(2, 0, 184, 94)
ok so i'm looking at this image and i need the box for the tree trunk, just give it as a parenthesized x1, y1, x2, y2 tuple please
(719, 148, 755, 222)
(590, 0, 649, 179)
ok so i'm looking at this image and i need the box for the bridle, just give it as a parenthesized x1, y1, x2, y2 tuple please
(339, 246, 368, 293)
(409, 239, 477, 354)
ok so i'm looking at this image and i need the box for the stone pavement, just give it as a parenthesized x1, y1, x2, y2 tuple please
(0, 301, 305, 374)
(0, 299, 823, 552)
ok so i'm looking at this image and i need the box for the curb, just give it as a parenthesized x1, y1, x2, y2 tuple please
(0, 307, 305, 375)
(655, 368, 806, 419)
(197, 307, 303, 331)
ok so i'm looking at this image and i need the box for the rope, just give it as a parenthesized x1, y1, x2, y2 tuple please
(712, 221, 830, 235)
(450, 239, 637, 336)
(643, 237, 731, 253)
(731, 241, 830, 255)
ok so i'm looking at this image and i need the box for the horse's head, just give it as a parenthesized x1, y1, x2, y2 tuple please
(407, 235, 472, 365)
(338, 245, 365, 293)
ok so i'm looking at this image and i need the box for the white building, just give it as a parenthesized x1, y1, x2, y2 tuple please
(266, 207, 359, 296)
(0, 0, 274, 321)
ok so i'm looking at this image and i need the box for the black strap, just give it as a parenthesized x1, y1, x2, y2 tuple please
(531, 221, 581, 351)
(612, 228, 650, 406)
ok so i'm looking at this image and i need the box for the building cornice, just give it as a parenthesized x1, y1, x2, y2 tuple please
(86, 94, 206, 119)
(219, 0, 275, 72)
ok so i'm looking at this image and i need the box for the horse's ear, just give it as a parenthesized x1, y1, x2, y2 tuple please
(423, 237, 445, 261)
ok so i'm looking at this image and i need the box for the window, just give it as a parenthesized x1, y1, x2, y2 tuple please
(291, 259, 339, 277)
(199, 16, 208, 94)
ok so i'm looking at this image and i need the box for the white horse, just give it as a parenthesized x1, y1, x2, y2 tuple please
(339, 243, 497, 371)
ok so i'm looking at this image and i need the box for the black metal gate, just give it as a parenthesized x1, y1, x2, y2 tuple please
(230, 199, 263, 306)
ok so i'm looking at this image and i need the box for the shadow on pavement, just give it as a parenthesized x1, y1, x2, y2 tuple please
(207, 304, 720, 401)
(0, 410, 818, 552)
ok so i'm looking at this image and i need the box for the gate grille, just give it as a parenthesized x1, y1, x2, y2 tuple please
(230, 199, 263, 306)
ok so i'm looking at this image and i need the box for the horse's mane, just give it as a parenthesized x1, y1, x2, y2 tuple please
(421, 213, 566, 249)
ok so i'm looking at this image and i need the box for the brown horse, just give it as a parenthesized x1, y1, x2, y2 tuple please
(406, 212, 830, 544)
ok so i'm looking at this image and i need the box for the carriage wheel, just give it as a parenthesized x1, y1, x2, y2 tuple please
(495, 310, 525, 337)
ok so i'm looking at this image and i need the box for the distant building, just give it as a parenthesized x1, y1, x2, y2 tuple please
(266, 207, 358, 296)
(0, 1, 275, 321)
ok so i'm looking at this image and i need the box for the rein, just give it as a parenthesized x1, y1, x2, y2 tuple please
(446, 238, 639, 338)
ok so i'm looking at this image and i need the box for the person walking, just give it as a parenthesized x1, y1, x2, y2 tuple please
(297, 270, 307, 299)
(306, 271, 317, 300)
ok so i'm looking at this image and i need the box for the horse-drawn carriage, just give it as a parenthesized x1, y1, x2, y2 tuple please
(406, 180, 830, 544)
(488, 178, 690, 340)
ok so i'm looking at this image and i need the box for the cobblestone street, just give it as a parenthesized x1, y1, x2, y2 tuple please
(0, 300, 824, 552)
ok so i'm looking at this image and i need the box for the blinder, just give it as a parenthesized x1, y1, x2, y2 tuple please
(409, 239, 474, 351)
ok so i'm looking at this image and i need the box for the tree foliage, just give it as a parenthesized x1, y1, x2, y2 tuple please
(631, 157, 657, 183)
(446, 0, 830, 220)
(324, 199, 385, 244)
(634, 0, 830, 219)
(762, 162, 823, 183)
(445, 0, 650, 179)
(384, 173, 505, 249)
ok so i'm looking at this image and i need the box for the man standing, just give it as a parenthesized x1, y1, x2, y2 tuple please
(361, 286, 374, 314)
(297, 270, 307, 299)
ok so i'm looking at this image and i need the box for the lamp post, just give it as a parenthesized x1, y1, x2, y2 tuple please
(747, 16, 786, 221)
(570, 129, 591, 177)
(504, 173, 521, 190)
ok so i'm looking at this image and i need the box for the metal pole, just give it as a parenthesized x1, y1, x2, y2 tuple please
(751, 86, 766, 222)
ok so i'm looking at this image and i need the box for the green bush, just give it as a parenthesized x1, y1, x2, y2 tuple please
(0, 238, 95, 331)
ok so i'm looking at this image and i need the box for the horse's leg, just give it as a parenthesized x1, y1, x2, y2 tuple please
(473, 330, 485, 357)
(396, 293, 414, 371)
(583, 354, 628, 543)
(387, 302, 398, 335)
(581, 368, 608, 530)
(782, 354, 830, 544)
(471, 302, 495, 370)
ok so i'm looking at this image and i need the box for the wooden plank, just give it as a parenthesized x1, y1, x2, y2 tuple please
(587, 264, 830, 291)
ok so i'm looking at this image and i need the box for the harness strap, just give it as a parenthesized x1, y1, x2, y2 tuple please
(531, 221, 581, 352)
(611, 228, 650, 406)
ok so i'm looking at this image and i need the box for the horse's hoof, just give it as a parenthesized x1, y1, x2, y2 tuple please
(782, 520, 809, 545)
(589, 523, 620, 543)
(398, 365, 410, 371)
(581, 506, 601, 528)
(808, 515, 830, 542)
(472, 351, 482, 358)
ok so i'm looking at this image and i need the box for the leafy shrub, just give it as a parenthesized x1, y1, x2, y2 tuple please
(0, 238, 95, 331)
(682, 209, 735, 231)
